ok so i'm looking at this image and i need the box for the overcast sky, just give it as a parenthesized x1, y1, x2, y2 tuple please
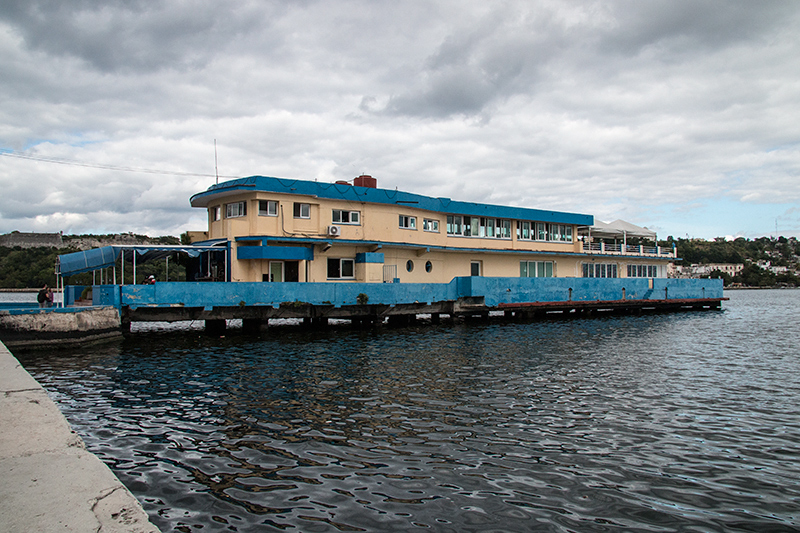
(1, 0, 799, 240)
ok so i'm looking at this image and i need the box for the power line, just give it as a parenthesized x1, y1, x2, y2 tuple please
(0, 150, 240, 179)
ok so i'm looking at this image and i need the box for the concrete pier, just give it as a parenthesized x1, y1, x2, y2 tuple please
(0, 340, 159, 532)
(0, 306, 122, 349)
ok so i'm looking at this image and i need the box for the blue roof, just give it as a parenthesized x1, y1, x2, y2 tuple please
(191, 176, 593, 226)
(56, 245, 221, 277)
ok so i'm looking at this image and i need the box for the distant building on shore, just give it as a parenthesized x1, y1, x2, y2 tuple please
(0, 231, 63, 249)
(0, 231, 173, 251)
(671, 263, 744, 278)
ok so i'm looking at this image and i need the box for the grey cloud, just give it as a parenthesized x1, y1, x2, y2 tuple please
(379, 1, 800, 119)
(381, 9, 552, 118)
(0, 0, 286, 73)
(597, 0, 800, 56)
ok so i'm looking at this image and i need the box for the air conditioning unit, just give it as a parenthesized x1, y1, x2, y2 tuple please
(327, 225, 341, 237)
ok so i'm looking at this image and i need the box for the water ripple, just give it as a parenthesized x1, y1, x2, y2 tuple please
(18, 289, 800, 532)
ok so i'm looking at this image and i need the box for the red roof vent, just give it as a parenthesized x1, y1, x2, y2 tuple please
(354, 175, 377, 188)
(335, 180, 350, 185)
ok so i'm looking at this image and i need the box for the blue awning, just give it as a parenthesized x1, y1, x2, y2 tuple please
(57, 244, 226, 276)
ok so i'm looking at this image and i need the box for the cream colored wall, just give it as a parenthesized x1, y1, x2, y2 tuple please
(206, 192, 580, 253)
(203, 190, 600, 282)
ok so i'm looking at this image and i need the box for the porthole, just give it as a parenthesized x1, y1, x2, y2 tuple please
(425, 261, 433, 273)
(406, 260, 414, 272)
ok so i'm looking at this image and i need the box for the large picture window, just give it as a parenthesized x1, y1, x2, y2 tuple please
(583, 263, 618, 278)
(517, 221, 573, 242)
(447, 215, 511, 239)
(520, 261, 554, 277)
(327, 258, 355, 279)
(627, 265, 659, 278)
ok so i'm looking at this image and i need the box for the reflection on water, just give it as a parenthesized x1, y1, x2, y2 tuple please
(18, 290, 800, 532)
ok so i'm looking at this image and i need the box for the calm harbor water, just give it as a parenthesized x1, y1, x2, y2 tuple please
(16, 289, 800, 532)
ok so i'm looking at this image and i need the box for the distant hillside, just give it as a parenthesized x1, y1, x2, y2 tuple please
(0, 233, 183, 288)
(672, 236, 799, 266)
(670, 236, 800, 287)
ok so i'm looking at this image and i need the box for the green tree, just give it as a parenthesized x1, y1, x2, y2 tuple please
(704, 269, 733, 286)
(732, 264, 776, 287)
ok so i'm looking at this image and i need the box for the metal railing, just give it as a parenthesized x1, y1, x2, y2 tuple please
(582, 242, 676, 258)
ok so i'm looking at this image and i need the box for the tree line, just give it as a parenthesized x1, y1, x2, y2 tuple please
(0, 234, 186, 289)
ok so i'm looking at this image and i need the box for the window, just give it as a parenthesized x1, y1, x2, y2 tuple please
(517, 221, 573, 242)
(425, 261, 433, 273)
(468, 217, 479, 237)
(332, 209, 360, 224)
(447, 215, 463, 235)
(406, 260, 414, 272)
(470, 261, 481, 276)
(628, 265, 658, 278)
(447, 215, 510, 238)
(463, 217, 474, 237)
(226, 201, 247, 218)
(327, 258, 355, 279)
(423, 218, 439, 232)
(550, 224, 573, 242)
(520, 261, 554, 277)
(536, 222, 547, 241)
(517, 221, 531, 240)
(582, 263, 618, 278)
(293, 203, 310, 219)
(259, 200, 278, 216)
(496, 219, 509, 239)
(211, 206, 221, 221)
(479, 217, 494, 237)
(399, 215, 416, 229)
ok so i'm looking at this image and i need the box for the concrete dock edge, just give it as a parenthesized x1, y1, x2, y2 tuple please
(0, 340, 159, 533)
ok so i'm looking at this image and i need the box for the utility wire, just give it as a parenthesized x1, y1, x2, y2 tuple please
(0, 150, 240, 179)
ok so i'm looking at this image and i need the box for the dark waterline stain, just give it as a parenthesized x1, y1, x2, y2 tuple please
(17, 290, 800, 532)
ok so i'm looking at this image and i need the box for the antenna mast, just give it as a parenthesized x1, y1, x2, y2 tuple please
(214, 139, 219, 185)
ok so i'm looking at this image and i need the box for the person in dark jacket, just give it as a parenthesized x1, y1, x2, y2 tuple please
(37, 284, 50, 308)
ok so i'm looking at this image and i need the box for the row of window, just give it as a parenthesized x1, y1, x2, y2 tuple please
(581, 263, 658, 278)
(627, 265, 659, 278)
(582, 263, 619, 278)
(446, 216, 512, 238)
(520, 261, 555, 278)
(447, 216, 572, 242)
(213, 203, 574, 243)
(214, 201, 310, 221)
(327, 258, 435, 279)
(326, 258, 656, 280)
(516, 221, 573, 242)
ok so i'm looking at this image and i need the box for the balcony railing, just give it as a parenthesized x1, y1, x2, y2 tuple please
(583, 242, 675, 258)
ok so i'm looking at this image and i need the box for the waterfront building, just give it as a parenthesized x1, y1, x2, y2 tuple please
(188, 175, 675, 283)
(671, 263, 745, 278)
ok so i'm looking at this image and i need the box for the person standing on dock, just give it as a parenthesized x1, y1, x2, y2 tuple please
(37, 284, 52, 308)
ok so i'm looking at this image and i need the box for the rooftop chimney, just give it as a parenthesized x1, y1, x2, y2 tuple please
(354, 175, 377, 188)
